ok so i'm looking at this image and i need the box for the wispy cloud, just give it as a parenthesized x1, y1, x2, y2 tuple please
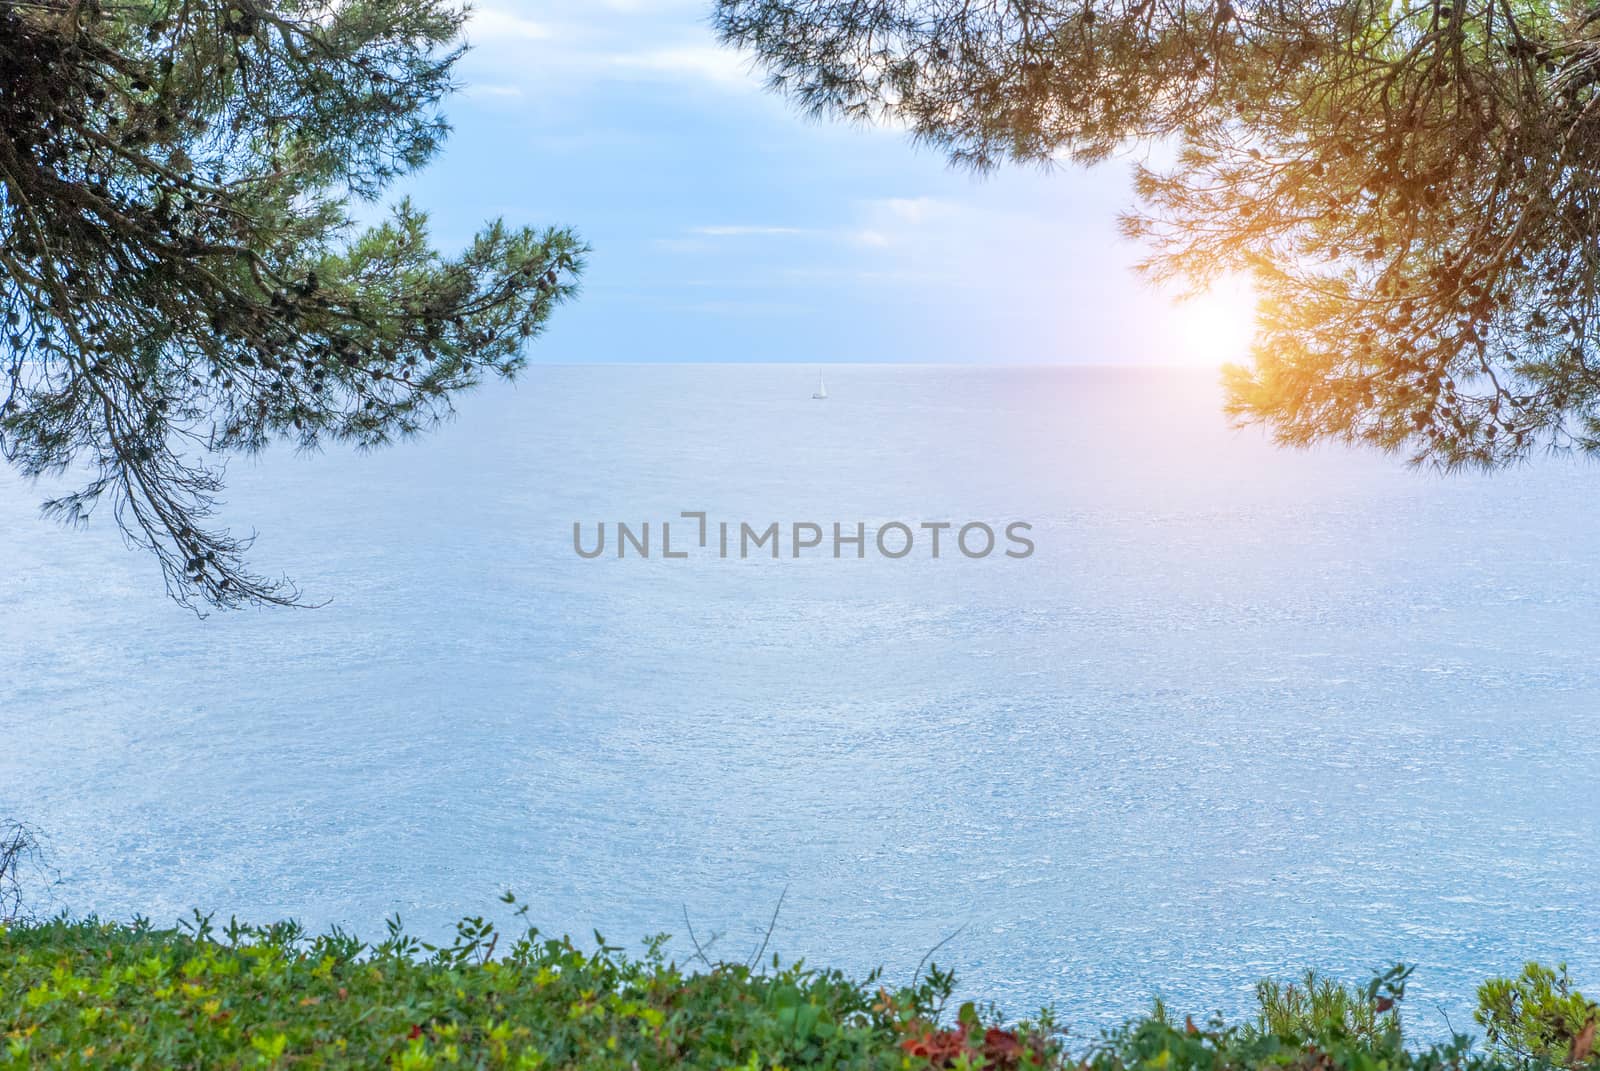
(608, 46, 758, 88)
(848, 229, 893, 248)
(662, 204, 958, 254)
(864, 199, 960, 227)
(462, 83, 526, 99)
(457, 0, 781, 97)
(466, 6, 554, 41)
(870, 197, 957, 225)
(430, 0, 1176, 363)
(690, 225, 809, 237)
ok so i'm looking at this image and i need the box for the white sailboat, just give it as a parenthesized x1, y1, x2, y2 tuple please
(812, 371, 828, 399)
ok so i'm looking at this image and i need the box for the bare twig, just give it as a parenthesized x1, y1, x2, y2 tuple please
(746, 884, 789, 972)
(912, 924, 968, 988)
(681, 905, 718, 970)
(0, 820, 53, 923)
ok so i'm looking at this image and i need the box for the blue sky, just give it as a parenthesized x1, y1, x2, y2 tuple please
(400, 0, 1255, 364)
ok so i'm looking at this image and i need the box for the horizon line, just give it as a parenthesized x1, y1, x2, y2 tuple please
(518, 360, 1231, 369)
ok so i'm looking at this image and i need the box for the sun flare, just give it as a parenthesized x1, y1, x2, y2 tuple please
(1168, 275, 1259, 368)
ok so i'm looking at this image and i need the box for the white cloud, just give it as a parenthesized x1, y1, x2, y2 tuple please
(462, 83, 526, 99)
(658, 199, 968, 258)
(466, 6, 554, 41)
(459, 25, 764, 95)
(590, 0, 705, 11)
(690, 225, 809, 237)
(609, 46, 759, 88)
(660, 215, 946, 253)
(848, 229, 893, 248)
(655, 226, 809, 253)
(871, 197, 957, 225)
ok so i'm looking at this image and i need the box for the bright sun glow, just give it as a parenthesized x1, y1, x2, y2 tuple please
(1167, 274, 1258, 367)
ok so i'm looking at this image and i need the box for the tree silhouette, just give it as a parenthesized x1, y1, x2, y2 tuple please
(716, 0, 1600, 469)
(1, 0, 584, 609)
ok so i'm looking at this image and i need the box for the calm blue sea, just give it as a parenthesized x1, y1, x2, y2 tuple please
(2, 366, 1596, 1039)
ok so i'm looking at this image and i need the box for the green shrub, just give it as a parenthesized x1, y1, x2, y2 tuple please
(1476, 964, 1599, 1069)
(1246, 967, 1408, 1046)
(0, 900, 1587, 1071)
(1085, 964, 1491, 1071)
(0, 897, 1053, 1070)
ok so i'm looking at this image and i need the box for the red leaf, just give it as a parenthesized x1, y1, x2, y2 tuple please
(984, 1027, 1025, 1069)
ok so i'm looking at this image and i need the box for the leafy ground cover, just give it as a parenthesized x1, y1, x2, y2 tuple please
(2, 895, 1594, 1071)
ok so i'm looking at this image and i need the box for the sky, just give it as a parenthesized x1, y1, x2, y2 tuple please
(398, 0, 1257, 365)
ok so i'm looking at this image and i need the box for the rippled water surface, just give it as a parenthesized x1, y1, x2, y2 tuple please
(3, 366, 1596, 1037)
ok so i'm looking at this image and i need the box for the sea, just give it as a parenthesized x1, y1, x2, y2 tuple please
(2, 365, 1596, 1040)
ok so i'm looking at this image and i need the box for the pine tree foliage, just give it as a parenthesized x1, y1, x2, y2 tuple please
(1, 0, 584, 609)
(715, 0, 1600, 470)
